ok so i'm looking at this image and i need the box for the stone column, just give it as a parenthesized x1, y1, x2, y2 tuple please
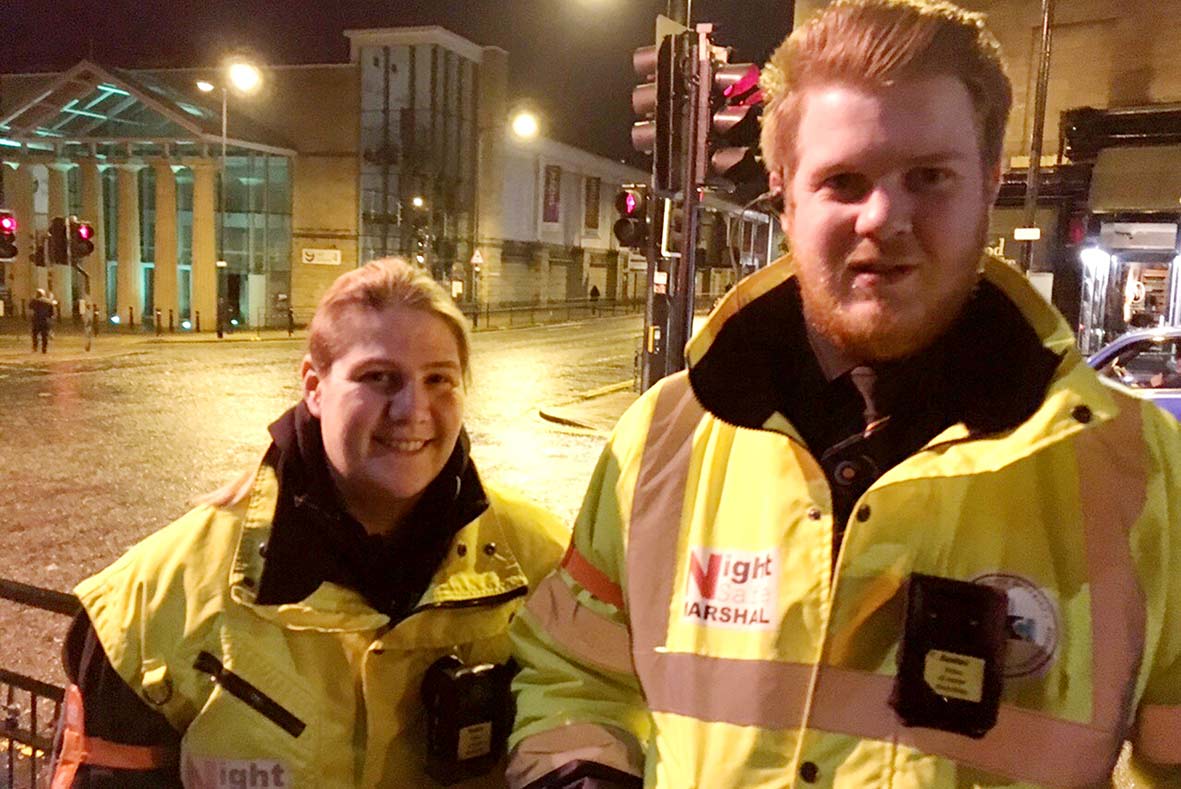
(476, 47, 509, 313)
(116, 163, 144, 326)
(188, 160, 218, 331)
(78, 159, 108, 320)
(5, 163, 37, 311)
(47, 161, 73, 313)
(533, 243, 550, 306)
(573, 247, 589, 300)
(606, 250, 622, 302)
(152, 161, 179, 330)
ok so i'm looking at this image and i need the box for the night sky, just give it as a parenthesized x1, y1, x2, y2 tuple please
(5, 0, 794, 163)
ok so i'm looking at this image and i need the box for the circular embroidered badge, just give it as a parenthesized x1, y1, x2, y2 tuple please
(972, 573, 1060, 679)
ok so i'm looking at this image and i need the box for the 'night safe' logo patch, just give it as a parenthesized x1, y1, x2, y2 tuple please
(682, 547, 778, 630)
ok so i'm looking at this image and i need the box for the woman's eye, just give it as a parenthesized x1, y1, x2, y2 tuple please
(906, 167, 953, 192)
(362, 371, 399, 387)
(822, 173, 871, 202)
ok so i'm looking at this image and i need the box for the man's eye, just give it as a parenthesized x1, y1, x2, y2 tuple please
(426, 373, 459, 388)
(906, 167, 953, 192)
(822, 173, 871, 202)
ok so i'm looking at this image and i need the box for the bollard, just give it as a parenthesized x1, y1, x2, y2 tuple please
(128, 306, 135, 329)
(155, 308, 162, 335)
(169, 309, 174, 333)
(287, 308, 294, 338)
(195, 310, 201, 333)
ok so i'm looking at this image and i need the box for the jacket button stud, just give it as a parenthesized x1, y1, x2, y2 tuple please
(258, 541, 267, 558)
(835, 461, 859, 484)
(799, 761, 820, 783)
(483, 543, 497, 556)
(856, 505, 871, 522)
(456, 544, 467, 557)
(241, 576, 256, 589)
(807, 507, 822, 521)
(1072, 405, 1093, 424)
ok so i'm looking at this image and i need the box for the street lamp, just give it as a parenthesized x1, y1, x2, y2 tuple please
(510, 109, 540, 141)
(196, 59, 263, 249)
(196, 59, 263, 333)
(471, 107, 543, 313)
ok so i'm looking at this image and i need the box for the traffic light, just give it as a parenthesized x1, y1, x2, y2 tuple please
(0, 211, 16, 260)
(613, 185, 649, 248)
(629, 37, 680, 192)
(70, 218, 96, 259)
(48, 216, 68, 265)
(708, 60, 763, 188)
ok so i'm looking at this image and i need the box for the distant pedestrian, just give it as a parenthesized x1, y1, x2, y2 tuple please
(81, 297, 95, 352)
(30, 288, 54, 353)
(589, 284, 601, 315)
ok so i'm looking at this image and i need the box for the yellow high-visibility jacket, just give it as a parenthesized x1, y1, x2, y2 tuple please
(508, 254, 1181, 788)
(72, 458, 567, 788)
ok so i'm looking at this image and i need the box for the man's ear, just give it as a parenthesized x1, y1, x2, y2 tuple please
(769, 169, 792, 236)
(985, 161, 1002, 205)
(300, 355, 323, 418)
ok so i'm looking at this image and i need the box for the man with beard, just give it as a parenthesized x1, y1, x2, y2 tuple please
(506, 1, 1181, 787)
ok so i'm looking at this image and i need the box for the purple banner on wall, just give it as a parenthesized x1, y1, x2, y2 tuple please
(584, 177, 601, 231)
(543, 165, 562, 224)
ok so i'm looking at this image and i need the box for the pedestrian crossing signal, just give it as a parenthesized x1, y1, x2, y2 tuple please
(0, 211, 16, 260)
(613, 186, 649, 249)
(70, 218, 96, 259)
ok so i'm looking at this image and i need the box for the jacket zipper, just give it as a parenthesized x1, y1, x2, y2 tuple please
(406, 585, 528, 617)
(193, 651, 307, 737)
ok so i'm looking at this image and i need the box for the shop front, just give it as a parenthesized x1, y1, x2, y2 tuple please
(1076, 144, 1181, 353)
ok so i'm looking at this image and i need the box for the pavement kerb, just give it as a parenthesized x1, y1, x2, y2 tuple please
(538, 379, 636, 433)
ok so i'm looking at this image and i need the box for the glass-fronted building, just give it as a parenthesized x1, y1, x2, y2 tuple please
(350, 28, 480, 285)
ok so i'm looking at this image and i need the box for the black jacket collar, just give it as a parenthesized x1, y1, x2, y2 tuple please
(687, 277, 1063, 439)
(254, 402, 489, 619)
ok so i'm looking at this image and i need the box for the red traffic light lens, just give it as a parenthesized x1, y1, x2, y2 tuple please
(77, 223, 93, 239)
(0, 215, 15, 232)
(614, 187, 646, 217)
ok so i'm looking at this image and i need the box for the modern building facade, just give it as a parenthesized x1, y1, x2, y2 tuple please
(0, 25, 774, 331)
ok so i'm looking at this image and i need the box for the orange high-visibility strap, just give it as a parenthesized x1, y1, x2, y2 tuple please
(561, 543, 625, 609)
(51, 684, 176, 789)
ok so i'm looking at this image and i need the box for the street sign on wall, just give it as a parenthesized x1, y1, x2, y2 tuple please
(301, 248, 342, 266)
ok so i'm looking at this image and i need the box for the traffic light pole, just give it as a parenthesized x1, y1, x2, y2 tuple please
(664, 29, 710, 377)
(666, 0, 690, 26)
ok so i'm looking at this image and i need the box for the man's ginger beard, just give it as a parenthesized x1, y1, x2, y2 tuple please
(796, 208, 991, 364)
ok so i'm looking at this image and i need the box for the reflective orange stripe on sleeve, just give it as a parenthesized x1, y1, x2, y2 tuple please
(52, 684, 175, 789)
(561, 543, 625, 609)
(1135, 704, 1181, 764)
(525, 573, 634, 675)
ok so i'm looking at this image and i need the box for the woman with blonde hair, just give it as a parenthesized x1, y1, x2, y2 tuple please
(52, 257, 568, 788)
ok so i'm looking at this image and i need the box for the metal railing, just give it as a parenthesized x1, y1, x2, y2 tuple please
(461, 297, 645, 331)
(1, 579, 79, 789)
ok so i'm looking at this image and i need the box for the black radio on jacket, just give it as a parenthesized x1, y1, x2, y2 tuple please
(422, 655, 515, 785)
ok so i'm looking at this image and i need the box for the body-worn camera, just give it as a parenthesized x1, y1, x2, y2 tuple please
(421, 655, 515, 785)
(889, 574, 1009, 739)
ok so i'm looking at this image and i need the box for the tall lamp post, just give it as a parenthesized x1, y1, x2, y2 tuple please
(472, 108, 540, 311)
(196, 60, 263, 334)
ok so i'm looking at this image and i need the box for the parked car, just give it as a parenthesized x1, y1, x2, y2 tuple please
(1087, 327, 1181, 419)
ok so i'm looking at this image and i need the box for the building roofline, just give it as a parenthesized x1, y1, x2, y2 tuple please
(505, 133, 648, 182)
(343, 26, 499, 63)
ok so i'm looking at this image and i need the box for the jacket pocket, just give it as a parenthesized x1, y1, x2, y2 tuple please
(193, 651, 306, 737)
